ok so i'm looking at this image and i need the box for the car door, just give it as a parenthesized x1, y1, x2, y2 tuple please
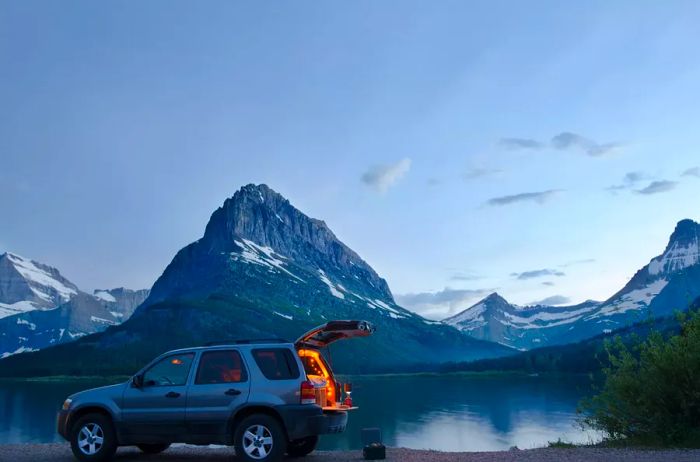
(121, 352, 195, 442)
(186, 349, 250, 439)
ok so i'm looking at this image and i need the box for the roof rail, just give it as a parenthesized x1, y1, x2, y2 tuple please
(203, 338, 290, 346)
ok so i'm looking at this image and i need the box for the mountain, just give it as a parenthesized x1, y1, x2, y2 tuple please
(0, 288, 150, 358)
(445, 219, 700, 350)
(93, 288, 151, 321)
(446, 295, 700, 375)
(0, 184, 513, 377)
(0, 252, 150, 357)
(0, 252, 78, 318)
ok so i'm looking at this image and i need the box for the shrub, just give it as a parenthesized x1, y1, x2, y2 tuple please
(580, 310, 700, 447)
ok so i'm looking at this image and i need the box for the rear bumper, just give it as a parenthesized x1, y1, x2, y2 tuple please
(57, 410, 70, 440)
(276, 405, 348, 440)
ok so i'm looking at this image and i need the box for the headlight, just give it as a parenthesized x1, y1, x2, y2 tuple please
(62, 399, 72, 411)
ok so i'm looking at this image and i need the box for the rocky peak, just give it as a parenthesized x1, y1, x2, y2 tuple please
(0, 252, 78, 309)
(667, 219, 700, 249)
(200, 184, 393, 301)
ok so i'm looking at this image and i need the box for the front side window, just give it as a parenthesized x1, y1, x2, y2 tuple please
(252, 348, 300, 380)
(196, 350, 248, 384)
(143, 353, 194, 387)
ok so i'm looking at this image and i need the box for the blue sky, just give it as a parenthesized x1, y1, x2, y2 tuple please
(2, 1, 700, 319)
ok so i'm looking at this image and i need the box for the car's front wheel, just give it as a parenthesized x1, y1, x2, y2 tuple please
(286, 435, 318, 457)
(137, 443, 171, 454)
(234, 414, 286, 462)
(69, 413, 117, 462)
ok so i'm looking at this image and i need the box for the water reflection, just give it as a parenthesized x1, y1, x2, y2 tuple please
(0, 374, 600, 451)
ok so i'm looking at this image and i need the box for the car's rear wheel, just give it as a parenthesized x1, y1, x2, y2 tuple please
(286, 435, 318, 457)
(69, 413, 117, 462)
(234, 414, 286, 462)
(137, 443, 171, 454)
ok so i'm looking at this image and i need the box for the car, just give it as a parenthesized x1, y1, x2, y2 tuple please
(56, 320, 375, 462)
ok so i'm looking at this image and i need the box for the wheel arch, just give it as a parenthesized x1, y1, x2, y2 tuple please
(67, 405, 115, 437)
(228, 404, 288, 443)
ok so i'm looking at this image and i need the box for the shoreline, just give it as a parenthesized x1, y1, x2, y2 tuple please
(0, 370, 593, 383)
(1, 443, 699, 462)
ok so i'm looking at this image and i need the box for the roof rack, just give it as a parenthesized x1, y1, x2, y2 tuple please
(203, 338, 290, 346)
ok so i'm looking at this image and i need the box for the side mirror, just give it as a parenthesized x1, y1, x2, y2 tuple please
(131, 374, 144, 388)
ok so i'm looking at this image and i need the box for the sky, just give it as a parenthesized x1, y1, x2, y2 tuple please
(2, 1, 700, 320)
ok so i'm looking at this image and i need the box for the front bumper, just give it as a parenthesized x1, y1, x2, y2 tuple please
(276, 405, 348, 440)
(57, 410, 70, 440)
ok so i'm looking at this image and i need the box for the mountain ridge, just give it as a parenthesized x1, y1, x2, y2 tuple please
(445, 219, 700, 350)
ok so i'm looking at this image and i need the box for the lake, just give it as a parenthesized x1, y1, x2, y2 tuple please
(0, 374, 601, 451)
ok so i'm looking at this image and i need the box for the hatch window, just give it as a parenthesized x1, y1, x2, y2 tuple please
(252, 348, 300, 380)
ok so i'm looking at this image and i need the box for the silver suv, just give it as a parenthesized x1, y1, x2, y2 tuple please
(57, 320, 374, 462)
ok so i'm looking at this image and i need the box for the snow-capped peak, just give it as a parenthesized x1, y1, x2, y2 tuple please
(1, 253, 78, 303)
(648, 219, 700, 276)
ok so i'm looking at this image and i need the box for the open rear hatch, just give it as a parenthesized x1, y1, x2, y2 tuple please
(295, 320, 375, 349)
(295, 320, 375, 411)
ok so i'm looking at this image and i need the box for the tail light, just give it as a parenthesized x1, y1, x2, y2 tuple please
(300, 380, 316, 405)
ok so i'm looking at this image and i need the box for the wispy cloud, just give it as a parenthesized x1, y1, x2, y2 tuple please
(499, 138, 545, 150)
(463, 167, 503, 180)
(551, 132, 620, 157)
(636, 180, 677, 195)
(396, 287, 494, 319)
(530, 295, 571, 306)
(450, 272, 483, 281)
(499, 132, 620, 157)
(511, 268, 565, 280)
(606, 171, 651, 194)
(541, 281, 555, 287)
(682, 167, 700, 178)
(361, 158, 412, 193)
(559, 258, 596, 268)
(486, 189, 562, 206)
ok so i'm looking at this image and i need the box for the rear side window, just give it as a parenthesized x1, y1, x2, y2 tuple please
(196, 350, 248, 384)
(252, 348, 300, 380)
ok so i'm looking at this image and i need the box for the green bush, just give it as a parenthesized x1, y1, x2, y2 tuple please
(580, 310, 700, 447)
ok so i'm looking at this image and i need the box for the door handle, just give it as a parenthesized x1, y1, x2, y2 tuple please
(165, 391, 181, 398)
(225, 389, 242, 396)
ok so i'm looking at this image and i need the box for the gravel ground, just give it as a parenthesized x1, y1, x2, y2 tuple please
(1, 444, 699, 462)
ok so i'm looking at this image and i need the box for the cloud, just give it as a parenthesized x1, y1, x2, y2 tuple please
(450, 272, 483, 281)
(361, 158, 412, 193)
(511, 268, 565, 280)
(395, 287, 494, 319)
(559, 258, 596, 268)
(635, 180, 677, 195)
(499, 138, 545, 150)
(682, 167, 700, 178)
(606, 171, 652, 194)
(426, 178, 441, 187)
(463, 167, 503, 180)
(541, 281, 555, 287)
(551, 132, 620, 157)
(530, 295, 571, 306)
(486, 189, 562, 206)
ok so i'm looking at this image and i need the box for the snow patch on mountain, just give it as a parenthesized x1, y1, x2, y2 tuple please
(0, 301, 40, 319)
(5, 253, 77, 302)
(231, 239, 304, 282)
(592, 278, 668, 318)
(648, 239, 699, 276)
(317, 269, 345, 299)
(94, 290, 117, 302)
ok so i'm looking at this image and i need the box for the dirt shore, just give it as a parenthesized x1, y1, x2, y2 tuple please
(1, 444, 699, 462)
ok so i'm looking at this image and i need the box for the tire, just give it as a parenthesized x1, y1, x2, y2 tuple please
(137, 443, 171, 454)
(286, 435, 318, 458)
(234, 414, 286, 462)
(69, 413, 118, 462)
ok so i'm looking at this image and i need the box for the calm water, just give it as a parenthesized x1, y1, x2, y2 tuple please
(0, 374, 600, 451)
